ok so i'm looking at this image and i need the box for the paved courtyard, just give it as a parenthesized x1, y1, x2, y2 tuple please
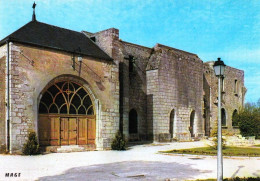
(0, 141, 260, 181)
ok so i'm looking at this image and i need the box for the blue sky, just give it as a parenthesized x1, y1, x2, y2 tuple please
(0, 0, 259, 103)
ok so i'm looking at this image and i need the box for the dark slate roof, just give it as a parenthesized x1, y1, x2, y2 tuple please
(0, 20, 113, 61)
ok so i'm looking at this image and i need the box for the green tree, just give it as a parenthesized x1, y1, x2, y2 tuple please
(234, 102, 260, 139)
(257, 98, 260, 108)
(22, 131, 40, 155)
(210, 121, 226, 149)
(111, 131, 127, 150)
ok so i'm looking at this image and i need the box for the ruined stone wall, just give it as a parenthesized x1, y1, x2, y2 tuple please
(147, 44, 204, 141)
(93, 28, 154, 141)
(146, 69, 159, 140)
(203, 72, 211, 137)
(89, 27, 245, 142)
(5, 42, 119, 153)
(0, 45, 6, 146)
(120, 42, 152, 140)
(203, 62, 245, 135)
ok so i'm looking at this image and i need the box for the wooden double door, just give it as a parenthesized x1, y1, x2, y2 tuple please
(39, 115, 96, 146)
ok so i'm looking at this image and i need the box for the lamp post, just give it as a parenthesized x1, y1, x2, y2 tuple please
(213, 57, 226, 181)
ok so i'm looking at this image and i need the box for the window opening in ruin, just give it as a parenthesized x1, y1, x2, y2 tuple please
(39, 81, 94, 115)
(128, 55, 135, 73)
(169, 109, 175, 138)
(232, 109, 238, 127)
(221, 108, 226, 126)
(203, 98, 210, 136)
(234, 79, 238, 95)
(190, 111, 195, 137)
(129, 109, 138, 134)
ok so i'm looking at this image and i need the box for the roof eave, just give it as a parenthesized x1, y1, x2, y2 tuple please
(0, 39, 113, 61)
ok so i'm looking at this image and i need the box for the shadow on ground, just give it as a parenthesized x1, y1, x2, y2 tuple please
(38, 161, 212, 181)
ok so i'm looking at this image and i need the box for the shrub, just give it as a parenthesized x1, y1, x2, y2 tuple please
(234, 103, 260, 139)
(111, 131, 126, 150)
(22, 131, 40, 155)
(210, 121, 226, 150)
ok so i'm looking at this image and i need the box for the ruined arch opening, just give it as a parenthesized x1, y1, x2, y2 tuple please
(129, 109, 138, 134)
(203, 98, 210, 136)
(190, 110, 195, 137)
(221, 108, 226, 126)
(38, 79, 96, 146)
(232, 109, 238, 127)
(169, 109, 175, 138)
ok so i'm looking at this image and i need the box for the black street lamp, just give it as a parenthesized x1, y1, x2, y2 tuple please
(213, 57, 226, 181)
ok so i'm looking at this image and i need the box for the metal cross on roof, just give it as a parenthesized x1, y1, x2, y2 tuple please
(32, 2, 37, 21)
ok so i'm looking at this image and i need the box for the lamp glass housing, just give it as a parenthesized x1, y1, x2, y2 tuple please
(213, 58, 226, 77)
(78, 56, 82, 62)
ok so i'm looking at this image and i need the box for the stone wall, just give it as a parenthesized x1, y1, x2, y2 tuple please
(203, 62, 245, 135)
(0, 45, 6, 146)
(92, 28, 206, 142)
(1, 42, 119, 153)
(88, 28, 122, 144)
(91, 28, 152, 140)
(146, 69, 159, 140)
(1, 26, 246, 153)
(120, 41, 152, 140)
(147, 44, 204, 141)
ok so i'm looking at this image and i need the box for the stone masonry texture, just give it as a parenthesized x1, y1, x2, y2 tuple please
(0, 45, 7, 147)
(0, 25, 245, 153)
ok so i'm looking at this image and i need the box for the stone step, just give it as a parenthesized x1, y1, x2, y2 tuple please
(57, 145, 85, 153)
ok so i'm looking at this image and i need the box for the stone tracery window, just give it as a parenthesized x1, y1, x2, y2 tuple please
(39, 81, 94, 115)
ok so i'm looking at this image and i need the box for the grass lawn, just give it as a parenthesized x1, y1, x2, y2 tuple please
(194, 177, 260, 181)
(161, 146, 260, 157)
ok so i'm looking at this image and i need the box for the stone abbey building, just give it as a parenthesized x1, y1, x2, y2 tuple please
(0, 17, 246, 153)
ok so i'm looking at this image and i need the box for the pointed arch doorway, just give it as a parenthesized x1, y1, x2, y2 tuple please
(190, 110, 195, 138)
(38, 80, 96, 146)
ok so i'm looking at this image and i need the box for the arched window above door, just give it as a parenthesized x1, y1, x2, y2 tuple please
(39, 81, 94, 115)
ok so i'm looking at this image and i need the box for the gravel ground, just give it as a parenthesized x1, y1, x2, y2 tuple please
(0, 141, 259, 181)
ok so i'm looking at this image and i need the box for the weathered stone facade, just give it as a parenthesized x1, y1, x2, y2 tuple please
(0, 45, 6, 146)
(146, 44, 204, 141)
(203, 62, 246, 135)
(0, 42, 119, 153)
(0, 21, 245, 153)
(89, 27, 245, 142)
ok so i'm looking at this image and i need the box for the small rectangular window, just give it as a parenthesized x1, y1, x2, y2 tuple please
(234, 79, 238, 96)
(128, 55, 135, 73)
